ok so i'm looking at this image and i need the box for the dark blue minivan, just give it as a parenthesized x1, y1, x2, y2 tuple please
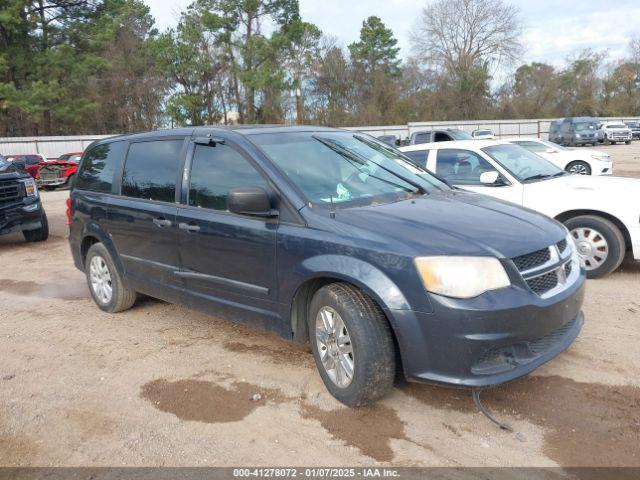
(68, 126, 585, 406)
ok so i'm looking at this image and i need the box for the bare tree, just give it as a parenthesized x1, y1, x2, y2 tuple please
(410, 0, 522, 74)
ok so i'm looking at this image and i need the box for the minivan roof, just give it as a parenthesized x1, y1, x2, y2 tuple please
(94, 125, 344, 145)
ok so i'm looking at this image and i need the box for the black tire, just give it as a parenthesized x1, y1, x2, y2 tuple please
(625, 140, 631, 145)
(85, 243, 136, 313)
(308, 283, 395, 406)
(565, 160, 592, 175)
(564, 215, 626, 279)
(23, 213, 49, 242)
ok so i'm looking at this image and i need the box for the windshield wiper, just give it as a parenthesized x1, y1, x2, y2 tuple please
(522, 173, 553, 182)
(313, 136, 421, 194)
(349, 135, 430, 194)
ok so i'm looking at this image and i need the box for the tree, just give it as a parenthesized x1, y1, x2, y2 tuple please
(509, 62, 559, 118)
(348, 16, 400, 76)
(410, 0, 521, 118)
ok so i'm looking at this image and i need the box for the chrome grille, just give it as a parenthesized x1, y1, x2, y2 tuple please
(527, 271, 559, 296)
(0, 180, 21, 205)
(512, 248, 550, 271)
(512, 241, 578, 298)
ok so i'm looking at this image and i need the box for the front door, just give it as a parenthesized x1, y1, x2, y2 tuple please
(430, 148, 524, 205)
(176, 139, 279, 323)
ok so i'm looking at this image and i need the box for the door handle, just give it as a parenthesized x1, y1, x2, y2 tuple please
(153, 217, 172, 228)
(178, 222, 200, 233)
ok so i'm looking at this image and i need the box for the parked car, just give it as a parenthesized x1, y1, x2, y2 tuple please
(68, 127, 584, 406)
(558, 117, 600, 146)
(471, 129, 495, 140)
(548, 120, 563, 144)
(400, 140, 639, 278)
(4, 154, 47, 179)
(376, 135, 399, 147)
(624, 121, 640, 139)
(409, 128, 473, 145)
(599, 122, 633, 145)
(507, 138, 612, 175)
(37, 153, 82, 189)
(0, 154, 49, 242)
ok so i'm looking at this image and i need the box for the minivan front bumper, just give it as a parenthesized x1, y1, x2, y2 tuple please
(388, 275, 585, 388)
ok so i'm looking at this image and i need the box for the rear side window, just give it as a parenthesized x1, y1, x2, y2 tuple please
(188, 144, 268, 211)
(121, 140, 183, 203)
(75, 141, 125, 193)
(402, 150, 429, 168)
(413, 132, 431, 144)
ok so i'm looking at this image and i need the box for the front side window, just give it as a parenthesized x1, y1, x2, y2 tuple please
(434, 132, 452, 142)
(25, 155, 40, 165)
(435, 149, 496, 185)
(121, 139, 183, 202)
(188, 144, 268, 211)
(482, 144, 563, 182)
(251, 132, 447, 207)
(76, 141, 125, 193)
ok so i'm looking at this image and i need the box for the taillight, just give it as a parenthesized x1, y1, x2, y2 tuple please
(66, 197, 73, 225)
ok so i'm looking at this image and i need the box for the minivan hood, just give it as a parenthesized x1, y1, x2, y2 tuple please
(324, 191, 565, 259)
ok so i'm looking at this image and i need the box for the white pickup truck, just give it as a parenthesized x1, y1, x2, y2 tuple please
(399, 140, 640, 278)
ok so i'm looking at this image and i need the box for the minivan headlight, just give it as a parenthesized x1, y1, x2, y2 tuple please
(414, 256, 511, 299)
(20, 178, 39, 198)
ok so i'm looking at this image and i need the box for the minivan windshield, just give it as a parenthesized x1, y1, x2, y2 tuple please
(574, 122, 598, 131)
(482, 144, 565, 183)
(251, 131, 449, 206)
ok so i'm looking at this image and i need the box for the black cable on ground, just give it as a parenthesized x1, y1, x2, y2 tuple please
(472, 388, 514, 432)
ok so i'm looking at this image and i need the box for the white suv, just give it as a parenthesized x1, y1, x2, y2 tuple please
(399, 140, 639, 278)
(600, 122, 633, 145)
(507, 138, 612, 176)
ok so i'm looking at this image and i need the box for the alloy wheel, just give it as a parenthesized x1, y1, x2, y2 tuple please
(315, 306, 354, 388)
(568, 163, 589, 175)
(89, 255, 113, 304)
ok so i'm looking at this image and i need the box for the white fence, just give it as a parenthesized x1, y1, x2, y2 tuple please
(346, 117, 640, 140)
(2, 117, 639, 157)
(0, 135, 112, 159)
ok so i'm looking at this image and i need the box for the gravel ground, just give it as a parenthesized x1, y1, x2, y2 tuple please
(1, 142, 639, 467)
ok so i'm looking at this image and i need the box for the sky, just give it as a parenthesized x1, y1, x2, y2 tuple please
(145, 0, 640, 69)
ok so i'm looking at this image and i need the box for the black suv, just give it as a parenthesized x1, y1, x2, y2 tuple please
(0, 155, 49, 242)
(68, 127, 585, 406)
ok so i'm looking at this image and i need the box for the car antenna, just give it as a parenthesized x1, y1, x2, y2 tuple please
(471, 388, 513, 432)
(329, 195, 336, 219)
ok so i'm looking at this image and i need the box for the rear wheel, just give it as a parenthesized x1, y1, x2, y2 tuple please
(85, 243, 136, 312)
(309, 283, 395, 406)
(565, 215, 626, 278)
(23, 213, 49, 242)
(566, 161, 591, 175)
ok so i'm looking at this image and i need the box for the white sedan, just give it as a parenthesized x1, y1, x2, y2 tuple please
(399, 140, 639, 278)
(507, 138, 612, 176)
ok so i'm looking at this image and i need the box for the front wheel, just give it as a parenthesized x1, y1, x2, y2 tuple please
(625, 140, 631, 145)
(85, 243, 137, 312)
(566, 161, 592, 175)
(309, 283, 395, 406)
(23, 213, 49, 242)
(565, 215, 626, 278)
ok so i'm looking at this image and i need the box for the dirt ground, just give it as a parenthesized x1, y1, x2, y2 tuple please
(1, 142, 639, 468)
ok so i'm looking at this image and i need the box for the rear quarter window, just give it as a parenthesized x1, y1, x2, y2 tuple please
(121, 139, 184, 202)
(75, 141, 125, 193)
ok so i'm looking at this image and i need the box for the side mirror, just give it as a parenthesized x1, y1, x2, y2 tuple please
(480, 171, 502, 185)
(228, 186, 277, 217)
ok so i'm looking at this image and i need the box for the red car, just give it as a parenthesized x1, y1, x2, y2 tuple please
(4, 154, 47, 179)
(37, 151, 83, 188)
